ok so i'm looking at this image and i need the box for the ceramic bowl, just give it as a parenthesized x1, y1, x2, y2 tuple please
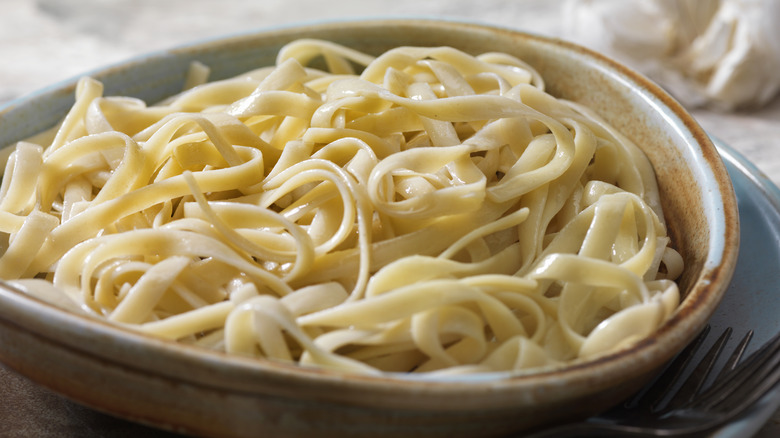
(0, 19, 739, 437)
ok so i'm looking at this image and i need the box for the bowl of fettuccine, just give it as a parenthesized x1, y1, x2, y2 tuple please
(0, 19, 738, 437)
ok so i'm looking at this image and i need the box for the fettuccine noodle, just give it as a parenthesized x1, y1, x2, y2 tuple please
(0, 40, 683, 376)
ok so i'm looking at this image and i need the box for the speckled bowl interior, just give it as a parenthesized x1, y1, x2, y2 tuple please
(0, 19, 739, 437)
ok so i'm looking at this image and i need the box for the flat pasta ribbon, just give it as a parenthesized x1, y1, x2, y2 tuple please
(0, 39, 682, 375)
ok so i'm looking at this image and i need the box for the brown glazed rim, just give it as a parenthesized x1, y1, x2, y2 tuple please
(0, 19, 740, 412)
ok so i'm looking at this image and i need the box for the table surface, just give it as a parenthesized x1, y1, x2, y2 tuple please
(1, 0, 779, 436)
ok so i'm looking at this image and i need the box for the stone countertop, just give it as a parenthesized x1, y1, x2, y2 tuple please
(1, 0, 779, 436)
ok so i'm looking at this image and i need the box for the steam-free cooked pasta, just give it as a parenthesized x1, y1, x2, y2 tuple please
(0, 39, 683, 375)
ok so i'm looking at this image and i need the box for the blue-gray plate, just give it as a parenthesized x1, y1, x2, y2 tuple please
(709, 138, 780, 437)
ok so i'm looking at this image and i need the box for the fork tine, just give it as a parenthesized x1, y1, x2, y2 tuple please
(531, 326, 780, 438)
(624, 325, 710, 411)
(722, 364, 780, 413)
(662, 327, 732, 411)
(690, 329, 780, 411)
(701, 351, 780, 416)
(715, 329, 753, 380)
(524, 328, 779, 438)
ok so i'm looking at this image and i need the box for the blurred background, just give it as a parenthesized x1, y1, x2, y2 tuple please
(1, 0, 780, 436)
(1, 0, 563, 104)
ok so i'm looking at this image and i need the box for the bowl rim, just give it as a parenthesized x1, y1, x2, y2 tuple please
(0, 17, 740, 409)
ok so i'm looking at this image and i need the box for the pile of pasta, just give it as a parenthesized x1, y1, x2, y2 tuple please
(0, 40, 683, 375)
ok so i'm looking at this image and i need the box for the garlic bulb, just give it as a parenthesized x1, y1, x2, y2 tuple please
(562, 0, 780, 110)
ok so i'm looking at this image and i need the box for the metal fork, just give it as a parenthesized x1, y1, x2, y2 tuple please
(523, 326, 780, 437)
